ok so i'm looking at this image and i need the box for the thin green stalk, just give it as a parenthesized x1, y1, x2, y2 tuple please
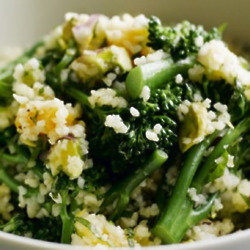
(0, 165, 38, 196)
(1, 153, 28, 164)
(125, 57, 194, 99)
(101, 150, 168, 220)
(153, 117, 250, 244)
(160, 132, 218, 221)
(0, 80, 12, 98)
(60, 190, 74, 244)
(192, 118, 250, 191)
(67, 87, 91, 108)
(54, 48, 76, 75)
(0, 167, 19, 193)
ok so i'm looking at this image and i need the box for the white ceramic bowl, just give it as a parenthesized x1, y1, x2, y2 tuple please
(0, 0, 249, 249)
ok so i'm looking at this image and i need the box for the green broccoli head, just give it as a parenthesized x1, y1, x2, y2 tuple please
(0, 213, 62, 242)
(201, 79, 249, 123)
(148, 16, 222, 60)
(88, 81, 182, 178)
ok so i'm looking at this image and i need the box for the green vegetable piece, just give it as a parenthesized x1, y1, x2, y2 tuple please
(153, 192, 218, 244)
(0, 80, 12, 99)
(153, 117, 250, 244)
(60, 190, 74, 244)
(0, 165, 38, 197)
(101, 150, 168, 221)
(179, 102, 209, 152)
(67, 87, 91, 108)
(241, 194, 250, 208)
(125, 58, 194, 99)
(72, 45, 132, 82)
(0, 167, 20, 193)
(208, 150, 228, 182)
(147, 16, 223, 60)
(152, 132, 219, 244)
(192, 117, 250, 191)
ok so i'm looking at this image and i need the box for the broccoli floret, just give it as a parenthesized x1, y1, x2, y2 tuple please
(52, 173, 80, 243)
(148, 16, 223, 60)
(69, 82, 182, 179)
(201, 79, 249, 123)
(43, 39, 78, 95)
(0, 213, 62, 242)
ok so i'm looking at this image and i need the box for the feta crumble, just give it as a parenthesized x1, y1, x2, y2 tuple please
(194, 36, 204, 47)
(188, 187, 207, 207)
(145, 129, 159, 142)
(88, 88, 127, 108)
(153, 124, 162, 134)
(140, 86, 150, 102)
(130, 107, 140, 117)
(175, 74, 183, 84)
(104, 115, 128, 134)
(197, 40, 250, 90)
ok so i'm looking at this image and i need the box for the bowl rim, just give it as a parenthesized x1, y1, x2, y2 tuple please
(0, 229, 249, 249)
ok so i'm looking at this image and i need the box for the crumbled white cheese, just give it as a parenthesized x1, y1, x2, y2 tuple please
(198, 40, 250, 87)
(188, 64, 205, 82)
(134, 49, 168, 66)
(153, 124, 162, 134)
(88, 88, 127, 108)
(130, 107, 140, 117)
(145, 129, 159, 142)
(213, 198, 223, 211)
(103, 72, 117, 86)
(77, 176, 85, 189)
(214, 102, 227, 113)
(194, 36, 204, 47)
(188, 187, 207, 207)
(194, 93, 203, 102)
(140, 86, 150, 102)
(104, 115, 128, 134)
(175, 74, 183, 84)
(227, 155, 234, 168)
(49, 193, 62, 204)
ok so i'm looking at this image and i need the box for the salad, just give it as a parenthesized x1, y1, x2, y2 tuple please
(0, 13, 249, 247)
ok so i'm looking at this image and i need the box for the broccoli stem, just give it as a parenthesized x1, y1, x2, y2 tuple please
(0, 40, 44, 82)
(67, 87, 91, 108)
(54, 48, 77, 75)
(125, 57, 194, 99)
(0, 80, 12, 99)
(153, 118, 250, 244)
(0, 166, 19, 193)
(101, 150, 168, 221)
(0, 153, 28, 164)
(0, 165, 38, 197)
(0, 215, 23, 232)
(152, 132, 218, 242)
(60, 190, 74, 244)
(164, 132, 219, 212)
(192, 117, 250, 191)
(153, 191, 218, 244)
